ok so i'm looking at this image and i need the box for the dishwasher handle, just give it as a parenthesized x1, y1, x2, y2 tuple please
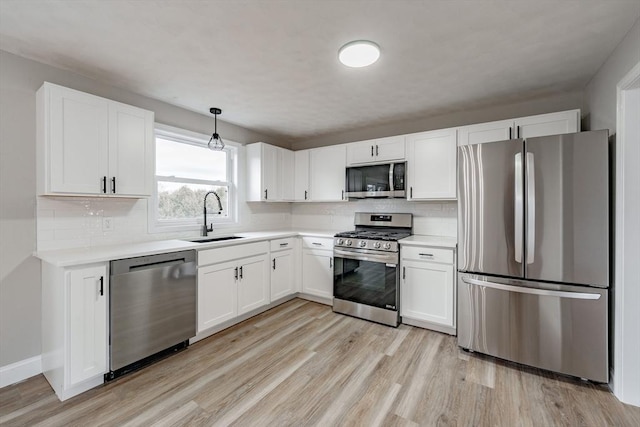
(110, 250, 196, 275)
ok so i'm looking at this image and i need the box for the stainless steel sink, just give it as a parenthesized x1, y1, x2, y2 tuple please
(188, 236, 245, 243)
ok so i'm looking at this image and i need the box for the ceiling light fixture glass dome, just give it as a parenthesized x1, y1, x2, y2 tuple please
(338, 40, 380, 68)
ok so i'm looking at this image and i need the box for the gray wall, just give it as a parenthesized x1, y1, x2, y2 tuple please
(0, 50, 277, 367)
(585, 18, 640, 133)
(294, 90, 584, 150)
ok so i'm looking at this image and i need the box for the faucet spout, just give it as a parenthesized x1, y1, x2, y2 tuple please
(202, 190, 223, 236)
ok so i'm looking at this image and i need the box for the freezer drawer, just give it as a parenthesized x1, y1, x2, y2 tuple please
(458, 273, 608, 382)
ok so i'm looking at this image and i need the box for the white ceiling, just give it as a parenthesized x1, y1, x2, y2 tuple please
(0, 1, 638, 143)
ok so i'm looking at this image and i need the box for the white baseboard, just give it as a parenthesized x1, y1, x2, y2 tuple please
(0, 355, 42, 388)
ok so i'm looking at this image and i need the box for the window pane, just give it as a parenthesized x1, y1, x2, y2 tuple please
(157, 181, 229, 220)
(156, 137, 227, 181)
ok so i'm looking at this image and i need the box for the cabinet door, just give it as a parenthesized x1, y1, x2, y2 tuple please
(401, 260, 454, 327)
(375, 135, 405, 162)
(514, 110, 580, 139)
(271, 250, 295, 300)
(309, 145, 346, 201)
(302, 249, 333, 299)
(280, 148, 295, 201)
(407, 129, 457, 200)
(198, 260, 238, 332)
(49, 85, 109, 194)
(457, 119, 513, 146)
(346, 140, 377, 165)
(262, 144, 279, 201)
(67, 265, 107, 385)
(238, 254, 270, 315)
(108, 102, 154, 196)
(294, 150, 310, 201)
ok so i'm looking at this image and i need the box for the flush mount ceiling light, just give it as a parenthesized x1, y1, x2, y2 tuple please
(338, 40, 380, 68)
(207, 107, 225, 151)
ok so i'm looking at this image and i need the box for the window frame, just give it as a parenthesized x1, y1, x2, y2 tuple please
(149, 123, 239, 233)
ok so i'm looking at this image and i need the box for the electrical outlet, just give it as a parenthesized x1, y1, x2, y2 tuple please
(102, 217, 114, 231)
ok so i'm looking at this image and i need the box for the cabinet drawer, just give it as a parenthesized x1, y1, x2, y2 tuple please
(301, 236, 334, 250)
(401, 246, 453, 264)
(198, 241, 269, 266)
(270, 237, 295, 252)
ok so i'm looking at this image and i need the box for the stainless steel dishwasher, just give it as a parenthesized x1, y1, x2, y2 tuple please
(108, 250, 196, 379)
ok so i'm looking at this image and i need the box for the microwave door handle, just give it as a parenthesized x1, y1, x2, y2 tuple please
(388, 163, 394, 193)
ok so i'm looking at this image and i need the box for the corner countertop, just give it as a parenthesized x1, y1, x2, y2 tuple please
(399, 235, 457, 249)
(35, 229, 339, 267)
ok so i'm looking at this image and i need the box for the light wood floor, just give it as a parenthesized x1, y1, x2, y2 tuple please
(1, 298, 639, 426)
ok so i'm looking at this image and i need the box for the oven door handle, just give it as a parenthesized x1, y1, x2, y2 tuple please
(333, 248, 398, 265)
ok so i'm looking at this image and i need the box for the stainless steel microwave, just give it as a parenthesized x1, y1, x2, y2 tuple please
(345, 162, 406, 199)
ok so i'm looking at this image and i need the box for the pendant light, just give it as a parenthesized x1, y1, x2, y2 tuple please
(207, 107, 225, 151)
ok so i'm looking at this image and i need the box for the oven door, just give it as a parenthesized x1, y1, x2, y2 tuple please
(333, 248, 399, 310)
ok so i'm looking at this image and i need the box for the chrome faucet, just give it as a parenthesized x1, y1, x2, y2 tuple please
(202, 190, 223, 236)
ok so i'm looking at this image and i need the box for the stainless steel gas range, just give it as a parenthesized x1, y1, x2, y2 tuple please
(333, 213, 412, 327)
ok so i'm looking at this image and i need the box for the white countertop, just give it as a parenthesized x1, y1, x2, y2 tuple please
(399, 235, 457, 249)
(36, 229, 338, 267)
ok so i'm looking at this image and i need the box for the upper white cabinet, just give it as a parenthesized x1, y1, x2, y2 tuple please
(294, 149, 310, 201)
(457, 109, 580, 146)
(246, 142, 295, 201)
(346, 135, 405, 165)
(309, 145, 347, 201)
(406, 128, 457, 200)
(41, 262, 108, 401)
(37, 82, 154, 197)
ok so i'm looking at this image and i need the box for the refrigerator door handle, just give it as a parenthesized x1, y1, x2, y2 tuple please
(461, 277, 601, 300)
(526, 152, 536, 264)
(514, 153, 523, 263)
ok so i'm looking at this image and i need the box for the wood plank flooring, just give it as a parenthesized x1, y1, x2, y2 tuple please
(1, 298, 639, 426)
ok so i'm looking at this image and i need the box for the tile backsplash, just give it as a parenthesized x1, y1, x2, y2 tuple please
(37, 197, 456, 251)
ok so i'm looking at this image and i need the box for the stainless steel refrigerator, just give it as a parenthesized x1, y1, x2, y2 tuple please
(457, 130, 609, 382)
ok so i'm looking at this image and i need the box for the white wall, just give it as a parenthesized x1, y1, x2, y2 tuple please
(585, 18, 640, 406)
(0, 50, 285, 368)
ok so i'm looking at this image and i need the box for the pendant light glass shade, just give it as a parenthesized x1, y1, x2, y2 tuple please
(208, 107, 225, 151)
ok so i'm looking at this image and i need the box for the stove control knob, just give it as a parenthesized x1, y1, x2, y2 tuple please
(383, 242, 392, 250)
(336, 238, 344, 245)
(345, 239, 353, 246)
(358, 240, 367, 248)
(373, 242, 381, 249)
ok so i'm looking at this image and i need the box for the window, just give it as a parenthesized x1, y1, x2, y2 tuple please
(150, 124, 237, 232)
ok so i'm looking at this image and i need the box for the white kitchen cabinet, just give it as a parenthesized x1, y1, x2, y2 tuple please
(197, 260, 238, 331)
(406, 128, 457, 200)
(36, 82, 154, 197)
(41, 262, 108, 401)
(271, 238, 295, 300)
(457, 109, 580, 146)
(400, 245, 456, 335)
(294, 149, 310, 201)
(246, 142, 295, 201)
(197, 242, 270, 333)
(346, 135, 405, 165)
(301, 237, 334, 301)
(309, 145, 347, 201)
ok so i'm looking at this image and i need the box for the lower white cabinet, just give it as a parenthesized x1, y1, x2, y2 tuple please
(197, 242, 270, 333)
(301, 237, 334, 301)
(271, 243, 295, 301)
(400, 245, 456, 334)
(42, 262, 108, 401)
